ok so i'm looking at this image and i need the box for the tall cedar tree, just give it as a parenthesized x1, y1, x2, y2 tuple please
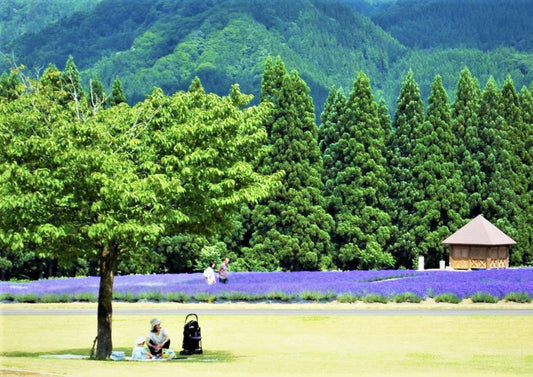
(517, 86, 533, 265)
(245, 65, 334, 271)
(331, 72, 394, 269)
(411, 75, 467, 267)
(109, 77, 126, 106)
(61, 56, 84, 103)
(500, 77, 530, 264)
(388, 70, 425, 268)
(477, 78, 512, 220)
(451, 67, 483, 218)
(0, 68, 280, 358)
(319, 86, 346, 217)
(88, 76, 106, 112)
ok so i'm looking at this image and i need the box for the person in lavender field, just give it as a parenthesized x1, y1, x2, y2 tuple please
(146, 318, 170, 358)
(218, 257, 230, 284)
(203, 262, 217, 285)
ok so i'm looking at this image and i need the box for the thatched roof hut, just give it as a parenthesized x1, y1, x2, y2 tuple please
(442, 215, 516, 270)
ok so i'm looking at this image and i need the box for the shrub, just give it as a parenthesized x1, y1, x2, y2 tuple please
(266, 291, 295, 302)
(194, 292, 216, 303)
(393, 292, 422, 303)
(166, 292, 191, 303)
(58, 293, 72, 303)
(504, 292, 532, 303)
(73, 292, 98, 302)
(434, 293, 461, 304)
(470, 292, 499, 303)
(362, 294, 388, 304)
(15, 293, 39, 303)
(0, 293, 15, 302)
(337, 293, 359, 303)
(299, 291, 336, 302)
(114, 291, 137, 302)
(137, 291, 164, 302)
(39, 294, 61, 303)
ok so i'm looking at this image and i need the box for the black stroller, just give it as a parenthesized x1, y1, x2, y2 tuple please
(180, 313, 203, 355)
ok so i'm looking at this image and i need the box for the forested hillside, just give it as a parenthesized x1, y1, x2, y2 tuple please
(0, 0, 102, 47)
(2, 0, 532, 114)
(372, 0, 533, 51)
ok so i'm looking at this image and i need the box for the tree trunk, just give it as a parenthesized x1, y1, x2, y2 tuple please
(95, 243, 118, 359)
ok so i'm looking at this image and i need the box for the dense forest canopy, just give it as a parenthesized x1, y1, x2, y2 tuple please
(2, 0, 532, 115)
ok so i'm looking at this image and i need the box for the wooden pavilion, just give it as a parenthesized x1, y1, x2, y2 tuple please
(442, 215, 516, 270)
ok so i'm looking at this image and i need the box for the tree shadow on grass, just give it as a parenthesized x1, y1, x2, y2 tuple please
(1, 349, 237, 363)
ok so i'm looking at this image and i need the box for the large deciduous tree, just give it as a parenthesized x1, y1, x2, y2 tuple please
(0, 67, 280, 358)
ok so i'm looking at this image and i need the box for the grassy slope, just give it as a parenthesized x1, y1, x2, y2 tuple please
(1, 303, 532, 376)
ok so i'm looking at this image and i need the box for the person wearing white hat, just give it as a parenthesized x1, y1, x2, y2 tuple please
(146, 318, 170, 358)
(132, 335, 154, 360)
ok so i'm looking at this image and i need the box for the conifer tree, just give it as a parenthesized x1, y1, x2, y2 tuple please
(500, 77, 531, 264)
(517, 86, 533, 265)
(388, 70, 425, 268)
(319, 86, 346, 216)
(477, 77, 508, 219)
(88, 76, 106, 112)
(451, 67, 483, 218)
(109, 77, 126, 106)
(331, 72, 394, 269)
(245, 68, 334, 271)
(61, 56, 84, 102)
(410, 75, 466, 267)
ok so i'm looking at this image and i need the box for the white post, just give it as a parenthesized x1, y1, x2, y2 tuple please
(439, 260, 446, 270)
(418, 256, 424, 271)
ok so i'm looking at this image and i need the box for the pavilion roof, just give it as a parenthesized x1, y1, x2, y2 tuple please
(442, 215, 516, 245)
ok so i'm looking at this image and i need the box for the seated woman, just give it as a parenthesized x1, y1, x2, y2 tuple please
(146, 318, 170, 358)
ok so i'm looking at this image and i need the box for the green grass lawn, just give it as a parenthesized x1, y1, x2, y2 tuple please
(1, 304, 532, 376)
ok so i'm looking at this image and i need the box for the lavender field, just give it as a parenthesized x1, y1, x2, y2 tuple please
(1, 268, 532, 303)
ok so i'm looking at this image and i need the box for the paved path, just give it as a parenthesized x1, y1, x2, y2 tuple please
(2, 306, 533, 316)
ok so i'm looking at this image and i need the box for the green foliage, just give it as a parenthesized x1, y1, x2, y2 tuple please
(14, 293, 39, 303)
(113, 291, 137, 303)
(324, 72, 394, 270)
(137, 291, 164, 302)
(194, 292, 217, 303)
(388, 70, 425, 268)
(73, 292, 98, 302)
(166, 292, 192, 303)
(336, 293, 359, 303)
(362, 293, 388, 304)
(434, 293, 461, 304)
(409, 75, 467, 268)
(0, 293, 15, 301)
(503, 292, 532, 303)
(245, 59, 333, 271)
(470, 292, 499, 303)
(299, 290, 336, 302)
(393, 292, 422, 303)
(266, 291, 296, 302)
(3, 0, 533, 120)
(373, 0, 533, 52)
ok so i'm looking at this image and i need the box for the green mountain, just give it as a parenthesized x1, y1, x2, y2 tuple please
(2, 0, 532, 113)
(372, 0, 533, 51)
